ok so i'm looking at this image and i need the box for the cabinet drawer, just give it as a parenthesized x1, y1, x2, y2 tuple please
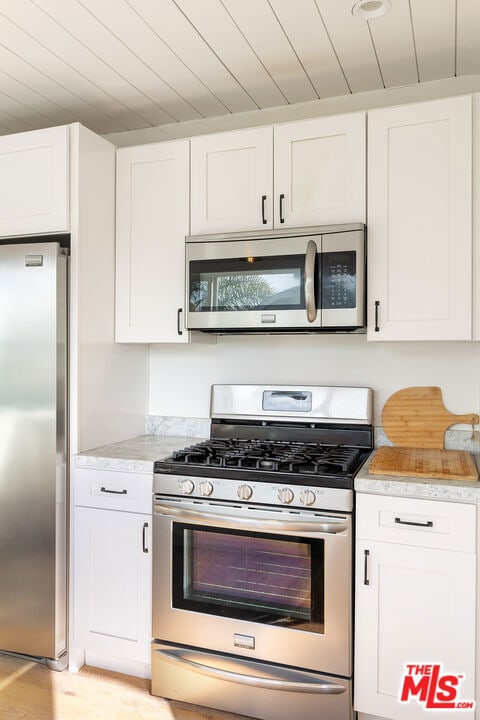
(74, 469, 152, 513)
(356, 493, 476, 553)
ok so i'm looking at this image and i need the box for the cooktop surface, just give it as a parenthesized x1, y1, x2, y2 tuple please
(154, 438, 371, 489)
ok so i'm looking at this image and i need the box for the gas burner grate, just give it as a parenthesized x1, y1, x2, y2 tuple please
(171, 439, 362, 477)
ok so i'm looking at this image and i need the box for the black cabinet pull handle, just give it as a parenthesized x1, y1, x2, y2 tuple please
(364, 549, 370, 586)
(261, 195, 267, 224)
(374, 300, 380, 332)
(279, 193, 285, 224)
(395, 517, 433, 528)
(100, 486, 127, 495)
(177, 308, 183, 336)
(142, 522, 149, 553)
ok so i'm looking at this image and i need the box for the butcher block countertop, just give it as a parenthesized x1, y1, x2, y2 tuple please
(355, 451, 480, 504)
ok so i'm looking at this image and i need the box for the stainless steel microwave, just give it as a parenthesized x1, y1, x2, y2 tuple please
(185, 223, 366, 333)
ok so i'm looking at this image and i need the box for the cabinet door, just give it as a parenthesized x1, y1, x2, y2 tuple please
(191, 127, 273, 234)
(367, 96, 472, 341)
(273, 113, 365, 228)
(355, 539, 475, 720)
(0, 125, 69, 236)
(116, 140, 190, 343)
(74, 507, 151, 664)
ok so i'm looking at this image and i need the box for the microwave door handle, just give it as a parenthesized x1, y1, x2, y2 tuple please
(304, 240, 317, 323)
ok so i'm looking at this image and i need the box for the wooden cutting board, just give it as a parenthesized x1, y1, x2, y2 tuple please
(382, 386, 479, 449)
(370, 446, 478, 481)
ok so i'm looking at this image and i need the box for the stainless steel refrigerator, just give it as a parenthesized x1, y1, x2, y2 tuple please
(0, 241, 67, 669)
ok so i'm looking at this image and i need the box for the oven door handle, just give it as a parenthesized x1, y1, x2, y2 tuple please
(153, 501, 348, 534)
(304, 239, 318, 323)
(154, 647, 347, 695)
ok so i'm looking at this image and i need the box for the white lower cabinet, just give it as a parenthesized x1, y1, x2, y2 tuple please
(355, 493, 476, 720)
(73, 470, 152, 678)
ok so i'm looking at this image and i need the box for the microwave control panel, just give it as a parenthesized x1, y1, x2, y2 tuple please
(321, 251, 356, 309)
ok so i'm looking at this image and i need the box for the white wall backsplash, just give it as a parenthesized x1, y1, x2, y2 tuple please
(146, 415, 210, 438)
(148, 334, 480, 428)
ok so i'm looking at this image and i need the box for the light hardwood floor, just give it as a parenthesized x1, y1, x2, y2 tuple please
(0, 655, 253, 720)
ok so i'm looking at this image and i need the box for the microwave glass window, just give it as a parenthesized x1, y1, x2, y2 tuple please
(189, 256, 305, 312)
(172, 524, 325, 633)
(321, 251, 356, 309)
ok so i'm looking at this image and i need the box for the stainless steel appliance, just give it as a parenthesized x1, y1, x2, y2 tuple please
(152, 384, 373, 720)
(185, 223, 365, 333)
(0, 241, 67, 669)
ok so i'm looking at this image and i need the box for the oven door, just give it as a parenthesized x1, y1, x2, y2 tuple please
(152, 497, 352, 677)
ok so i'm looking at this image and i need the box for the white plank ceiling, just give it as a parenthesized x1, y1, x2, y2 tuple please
(0, 0, 477, 136)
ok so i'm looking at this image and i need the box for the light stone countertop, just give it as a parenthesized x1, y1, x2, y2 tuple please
(74, 435, 206, 474)
(75, 435, 480, 502)
(355, 451, 480, 504)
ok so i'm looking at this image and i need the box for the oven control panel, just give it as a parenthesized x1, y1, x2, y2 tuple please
(154, 473, 353, 513)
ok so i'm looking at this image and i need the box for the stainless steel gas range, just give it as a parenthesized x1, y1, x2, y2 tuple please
(151, 384, 373, 720)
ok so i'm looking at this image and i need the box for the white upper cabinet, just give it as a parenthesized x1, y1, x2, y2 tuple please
(190, 126, 273, 234)
(273, 113, 366, 228)
(116, 140, 191, 343)
(367, 95, 472, 341)
(0, 125, 69, 237)
(190, 113, 365, 235)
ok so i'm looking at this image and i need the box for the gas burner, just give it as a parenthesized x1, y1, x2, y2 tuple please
(165, 439, 365, 482)
(259, 459, 275, 469)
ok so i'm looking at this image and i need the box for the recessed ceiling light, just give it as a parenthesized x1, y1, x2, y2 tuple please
(352, 0, 392, 20)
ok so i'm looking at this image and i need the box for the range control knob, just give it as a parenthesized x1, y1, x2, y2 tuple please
(299, 489, 316, 507)
(180, 479, 194, 495)
(278, 487, 294, 505)
(237, 484, 253, 501)
(199, 481, 214, 497)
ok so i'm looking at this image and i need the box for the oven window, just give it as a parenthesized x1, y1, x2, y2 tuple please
(188, 255, 305, 312)
(172, 524, 324, 632)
